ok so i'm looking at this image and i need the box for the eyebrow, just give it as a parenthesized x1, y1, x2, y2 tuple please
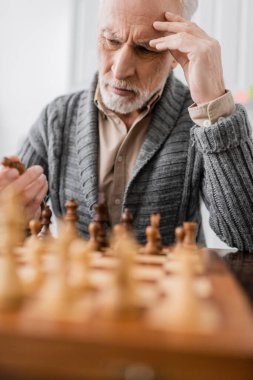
(101, 29, 155, 50)
(101, 28, 123, 41)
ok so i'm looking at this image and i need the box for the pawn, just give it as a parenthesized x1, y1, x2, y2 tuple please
(69, 238, 92, 291)
(65, 198, 78, 224)
(64, 198, 79, 240)
(35, 222, 72, 316)
(87, 222, 101, 252)
(173, 226, 185, 254)
(142, 225, 161, 256)
(143, 226, 160, 255)
(183, 222, 198, 248)
(141, 213, 162, 255)
(176, 226, 185, 244)
(29, 219, 42, 236)
(113, 228, 139, 318)
(93, 192, 109, 249)
(113, 223, 127, 236)
(120, 208, 134, 232)
(182, 222, 205, 274)
(151, 213, 162, 250)
(38, 205, 52, 239)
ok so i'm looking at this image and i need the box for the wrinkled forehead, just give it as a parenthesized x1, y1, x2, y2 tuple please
(98, 0, 182, 36)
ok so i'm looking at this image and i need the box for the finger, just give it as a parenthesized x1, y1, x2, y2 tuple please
(152, 21, 207, 39)
(11, 165, 44, 193)
(25, 206, 42, 223)
(22, 173, 48, 207)
(25, 182, 48, 221)
(150, 33, 208, 69)
(150, 32, 204, 53)
(164, 11, 186, 23)
(0, 168, 19, 190)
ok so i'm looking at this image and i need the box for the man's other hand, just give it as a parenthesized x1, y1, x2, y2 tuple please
(150, 12, 226, 105)
(0, 164, 48, 222)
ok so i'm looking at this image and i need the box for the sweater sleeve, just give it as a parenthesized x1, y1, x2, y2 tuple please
(191, 104, 253, 251)
(17, 106, 52, 178)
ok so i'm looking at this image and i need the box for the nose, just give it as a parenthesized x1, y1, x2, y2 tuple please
(112, 45, 136, 80)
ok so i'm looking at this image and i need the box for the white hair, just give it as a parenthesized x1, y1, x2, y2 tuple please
(99, 0, 198, 20)
(181, 0, 198, 19)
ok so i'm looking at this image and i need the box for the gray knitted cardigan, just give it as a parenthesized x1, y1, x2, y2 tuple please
(19, 73, 253, 251)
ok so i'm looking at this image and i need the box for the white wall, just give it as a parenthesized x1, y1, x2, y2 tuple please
(0, 0, 252, 248)
(0, 0, 73, 155)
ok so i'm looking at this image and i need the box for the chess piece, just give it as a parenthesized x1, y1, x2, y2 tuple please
(151, 213, 162, 250)
(38, 205, 52, 239)
(120, 208, 134, 231)
(93, 192, 109, 249)
(22, 219, 46, 293)
(166, 252, 202, 330)
(173, 226, 185, 254)
(29, 219, 42, 236)
(69, 238, 92, 290)
(181, 222, 205, 274)
(183, 222, 198, 248)
(64, 198, 79, 240)
(36, 222, 72, 316)
(141, 213, 162, 255)
(1, 156, 26, 175)
(65, 198, 78, 224)
(0, 188, 25, 310)
(113, 230, 139, 318)
(87, 222, 101, 252)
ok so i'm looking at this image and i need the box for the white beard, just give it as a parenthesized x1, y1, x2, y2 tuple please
(99, 76, 164, 114)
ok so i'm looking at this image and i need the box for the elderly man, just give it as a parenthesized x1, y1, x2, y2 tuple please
(1, 0, 253, 250)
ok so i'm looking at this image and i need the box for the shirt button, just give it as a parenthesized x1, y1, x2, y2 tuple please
(115, 198, 121, 205)
(117, 156, 123, 162)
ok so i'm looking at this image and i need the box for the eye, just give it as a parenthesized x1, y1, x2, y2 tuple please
(136, 46, 156, 56)
(105, 38, 121, 49)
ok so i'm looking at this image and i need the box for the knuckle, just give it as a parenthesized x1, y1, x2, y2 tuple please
(21, 189, 30, 204)
(38, 173, 47, 185)
(184, 22, 192, 32)
(191, 22, 198, 29)
(34, 194, 43, 205)
(27, 166, 43, 180)
(178, 31, 187, 41)
(210, 38, 220, 50)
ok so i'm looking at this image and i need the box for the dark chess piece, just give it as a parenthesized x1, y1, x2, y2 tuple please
(120, 208, 134, 231)
(38, 205, 52, 239)
(64, 198, 79, 239)
(141, 213, 162, 255)
(93, 192, 109, 249)
(2, 157, 26, 175)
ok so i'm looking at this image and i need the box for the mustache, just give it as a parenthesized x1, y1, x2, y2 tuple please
(100, 77, 142, 95)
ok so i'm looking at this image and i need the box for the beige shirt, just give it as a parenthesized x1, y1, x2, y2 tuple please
(94, 86, 235, 225)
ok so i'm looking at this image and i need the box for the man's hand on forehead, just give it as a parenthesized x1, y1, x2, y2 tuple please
(149, 11, 225, 106)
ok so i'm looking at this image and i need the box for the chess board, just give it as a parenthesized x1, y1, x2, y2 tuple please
(0, 183, 252, 380)
(0, 248, 253, 380)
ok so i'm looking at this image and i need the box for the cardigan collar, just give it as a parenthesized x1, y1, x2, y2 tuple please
(76, 72, 187, 216)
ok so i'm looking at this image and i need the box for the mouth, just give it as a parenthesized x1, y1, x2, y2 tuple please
(110, 86, 136, 97)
